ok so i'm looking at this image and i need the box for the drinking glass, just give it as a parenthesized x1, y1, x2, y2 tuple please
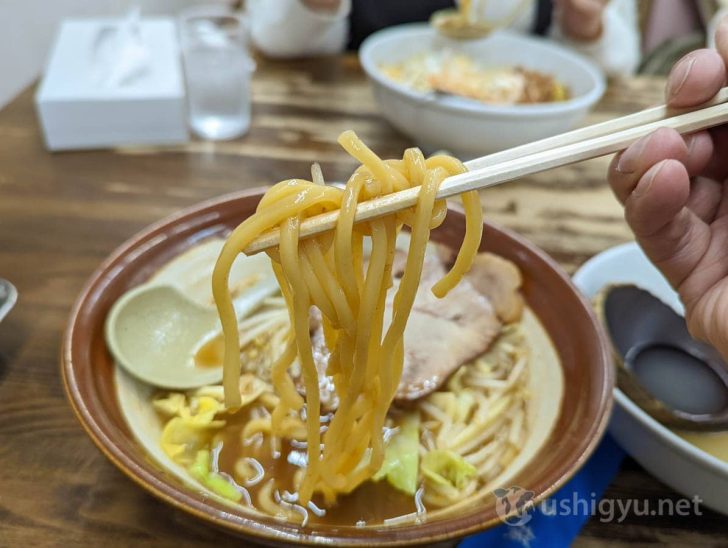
(180, 8, 254, 140)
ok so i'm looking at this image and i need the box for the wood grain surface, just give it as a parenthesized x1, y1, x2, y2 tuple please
(0, 55, 726, 546)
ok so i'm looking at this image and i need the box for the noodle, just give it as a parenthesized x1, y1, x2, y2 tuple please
(212, 131, 482, 503)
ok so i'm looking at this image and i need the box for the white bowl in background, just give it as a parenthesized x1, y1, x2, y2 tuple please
(573, 242, 728, 515)
(359, 24, 606, 158)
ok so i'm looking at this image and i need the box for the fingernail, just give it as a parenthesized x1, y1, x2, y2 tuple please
(668, 53, 697, 100)
(616, 134, 651, 174)
(633, 161, 666, 198)
(685, 133, 697, 157)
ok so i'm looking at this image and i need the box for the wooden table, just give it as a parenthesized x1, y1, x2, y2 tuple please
(0, 55, 726, 546)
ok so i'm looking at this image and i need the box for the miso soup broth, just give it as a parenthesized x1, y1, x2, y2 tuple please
(210, 409, 420, 526)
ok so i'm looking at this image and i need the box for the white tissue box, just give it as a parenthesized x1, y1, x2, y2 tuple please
(36, 18, 188, 151)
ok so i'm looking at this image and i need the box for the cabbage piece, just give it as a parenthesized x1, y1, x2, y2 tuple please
(189, 450, 243, 502)
(153, 393, 187, 417)
(159, 395, 225, 465)
(188, 396, 226, 425)
(194, 375, 267, 409)
(373, 413, 420, 496)
(421, 449, 477, 490)
(153, 392, 227, 422)
(160, 416, 222, 465)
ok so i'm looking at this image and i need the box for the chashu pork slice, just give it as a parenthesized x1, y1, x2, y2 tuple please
(439, 248, 525, 324)
(390, 248, 502, 401)
(297, 243, 524, 406)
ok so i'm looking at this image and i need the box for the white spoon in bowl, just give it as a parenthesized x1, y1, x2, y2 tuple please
(105, 277, 279, 389)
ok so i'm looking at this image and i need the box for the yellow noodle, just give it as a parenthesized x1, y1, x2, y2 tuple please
(279, 217, 322, 503)
(305, 240, 354, 330)
(243, 417, 273, 439)
(212, 130, 483, 504)
(336, 173, 366, 310)
(269, 339, 301, 411)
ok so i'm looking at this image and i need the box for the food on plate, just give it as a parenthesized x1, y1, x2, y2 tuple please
(380, 52, 569, 104)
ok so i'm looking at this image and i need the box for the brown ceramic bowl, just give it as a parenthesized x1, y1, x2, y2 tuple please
(62, 189, 613, 546)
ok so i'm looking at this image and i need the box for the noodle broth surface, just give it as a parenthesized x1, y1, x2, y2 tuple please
(212, 409, 419, 526)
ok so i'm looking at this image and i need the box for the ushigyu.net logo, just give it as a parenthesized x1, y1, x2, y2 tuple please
(493, 486, 703, 526)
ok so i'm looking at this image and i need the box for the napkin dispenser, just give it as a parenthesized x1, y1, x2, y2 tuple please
(36, 16, 187, 151)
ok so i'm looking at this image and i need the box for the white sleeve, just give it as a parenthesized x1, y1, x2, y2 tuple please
(550, 0, 640, 77)
(247, 0, 351, 58)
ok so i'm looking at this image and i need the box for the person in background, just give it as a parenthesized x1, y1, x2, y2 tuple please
(246, 0, 640, 77)
(607, 16, 728, 361)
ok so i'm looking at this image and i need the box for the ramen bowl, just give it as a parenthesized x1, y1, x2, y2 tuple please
(359, 24, 606, 158)
(62, 189, 613, 545)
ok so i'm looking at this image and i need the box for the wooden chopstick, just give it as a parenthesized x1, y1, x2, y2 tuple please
(463, 87, 728, 171)
(244, 89, 728, 255)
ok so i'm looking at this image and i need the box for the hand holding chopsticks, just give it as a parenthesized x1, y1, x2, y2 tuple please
(243, 88, 728, 255)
